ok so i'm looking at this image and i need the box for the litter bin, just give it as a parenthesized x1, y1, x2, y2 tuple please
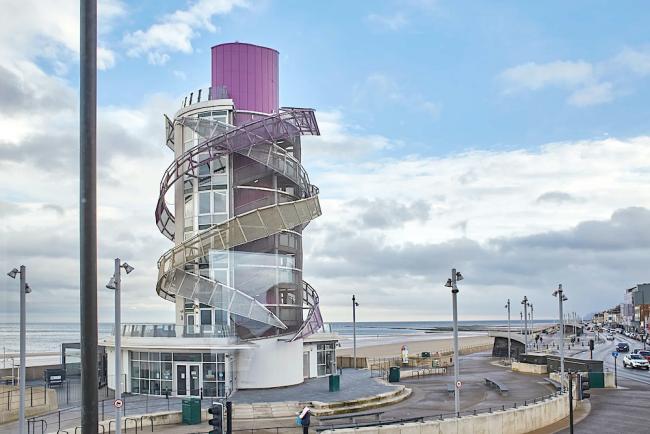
(182, 398, 201, 425)
(329, 374, 340, 392)
(388, 366, 400, 383)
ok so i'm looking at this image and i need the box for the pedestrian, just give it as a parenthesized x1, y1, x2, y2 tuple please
(299, 405, 312, 434)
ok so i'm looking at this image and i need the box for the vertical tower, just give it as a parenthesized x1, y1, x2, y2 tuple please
(156, 42, 323, 344)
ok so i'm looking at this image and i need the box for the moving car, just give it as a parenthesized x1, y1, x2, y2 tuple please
(606, 334, 615, 341)
(616, 342, 630, 352)
(623, 354, 650, 370)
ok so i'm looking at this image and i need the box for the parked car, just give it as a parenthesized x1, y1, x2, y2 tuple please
(616, 342, 630, 352)
(636, 350, 650, 362)
(623, 354, 650, 370)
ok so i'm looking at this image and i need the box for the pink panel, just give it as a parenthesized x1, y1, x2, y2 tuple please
(211, 42, 279, 114)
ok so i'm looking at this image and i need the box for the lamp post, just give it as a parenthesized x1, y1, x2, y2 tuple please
(106, 259, 134, 434)
(505, 299, 511, 360)
(445, 268, 464, 415)
(553, 284, 567, 393)
(7, 266, 31, 434)
(520, 311, 523, 334)
(522, 297, 529, 353)
(352, 295, 359, 369)
(530, 303, 534, 336)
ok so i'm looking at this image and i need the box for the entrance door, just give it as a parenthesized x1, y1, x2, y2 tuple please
(176, 365, 187, 396)
(176, 364, 201, 396)
(189, 365, 200, 396)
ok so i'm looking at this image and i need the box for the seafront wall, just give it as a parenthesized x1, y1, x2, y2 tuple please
(321, 393, 570, 434)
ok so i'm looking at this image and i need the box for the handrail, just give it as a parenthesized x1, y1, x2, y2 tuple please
(140, 415, 155, 432)
(125, 417, 139, 433)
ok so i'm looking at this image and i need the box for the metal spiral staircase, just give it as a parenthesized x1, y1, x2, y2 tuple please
(156, 108, 324, 340)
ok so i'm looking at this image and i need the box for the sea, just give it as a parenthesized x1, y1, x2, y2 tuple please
(0, 320, 552, 367)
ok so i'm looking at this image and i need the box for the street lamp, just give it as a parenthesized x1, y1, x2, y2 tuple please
(352, 295, 359, 369)
(7, 265, 31, 434)
(445, 268, 463, 415)
(106, 258, 134, 434)
(505, 299, 511, 361)
(553, 284, 568, 393)
(521, 296, 529, 353)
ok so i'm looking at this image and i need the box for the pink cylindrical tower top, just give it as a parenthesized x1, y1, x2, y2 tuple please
(211, 42, 279, 114)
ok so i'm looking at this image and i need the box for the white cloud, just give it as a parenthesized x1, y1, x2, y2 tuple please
(499, 60, 594, 92)
(303, 111, 399, 161)
(366, 13, 409, 31)
(354, 73, 442, 120)
(301, 124, 650, 319)
(499, 46, 650, 107)
(612, 47, 650, 76)
(568, 82, 614, 107)
(124, 0, 248, 65)
(0, 0, 124, 71)
(98, 46, 117, 70)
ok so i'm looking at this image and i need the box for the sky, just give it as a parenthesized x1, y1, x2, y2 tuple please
(1, 0, 650, 324)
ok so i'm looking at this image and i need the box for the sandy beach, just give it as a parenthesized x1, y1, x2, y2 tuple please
(337, 335, 494, 358)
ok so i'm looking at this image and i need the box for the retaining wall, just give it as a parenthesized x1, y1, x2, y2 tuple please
(321, 394, 570, 434)
(511, 361, 548, 374)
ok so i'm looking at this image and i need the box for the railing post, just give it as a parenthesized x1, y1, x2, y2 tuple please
(31, 386, 33, 407)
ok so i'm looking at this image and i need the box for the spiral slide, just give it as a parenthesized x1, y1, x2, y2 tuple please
(155, 108, 324, 340)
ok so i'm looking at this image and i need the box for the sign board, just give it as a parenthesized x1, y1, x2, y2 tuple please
(611, 351, 619, 358)
(114, 399, 123, 409)
(456, 380, 462, 389)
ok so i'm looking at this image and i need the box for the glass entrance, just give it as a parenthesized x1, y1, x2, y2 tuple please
(175, 363, 201, 396)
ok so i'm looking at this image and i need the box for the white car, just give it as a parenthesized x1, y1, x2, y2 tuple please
(623, 354, 650, 370)
(606, 334, 615, 341)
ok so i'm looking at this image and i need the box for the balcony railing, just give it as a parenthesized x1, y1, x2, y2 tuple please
(181, 85, 230, 108)
(115, 323, 236, 338)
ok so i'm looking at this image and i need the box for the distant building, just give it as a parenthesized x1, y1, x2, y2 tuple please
(631, 283, 650, 333)
(621, 286, 636, 329)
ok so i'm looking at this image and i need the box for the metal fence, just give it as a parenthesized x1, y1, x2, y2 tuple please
(26, 393, 178, 434)
(0, 385, 49, 411)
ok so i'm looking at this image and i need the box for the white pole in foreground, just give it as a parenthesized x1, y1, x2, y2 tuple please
(352, 295, 358, 369)
(114, 259, 122, 434)
(445, 268, 463, 416)
(553, 284, 566, 393)
(19, 266, 27, 434)
(106, 259, 133, 434)
(7, 266, 29, 434)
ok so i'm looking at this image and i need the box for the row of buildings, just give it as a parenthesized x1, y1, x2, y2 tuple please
(592, 283, 650, 333)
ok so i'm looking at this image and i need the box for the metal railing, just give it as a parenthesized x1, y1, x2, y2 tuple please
(181, 85, 230, 108)
(0, 385, 48, 411)
(316, 391, 566, 431)
(115, 323, 236, 338)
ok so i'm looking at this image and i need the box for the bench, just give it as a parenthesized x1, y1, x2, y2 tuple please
(544, 377, 562, 391)
(319, 410, 384, 425)
(447, 384, 455, 396)
(484, 378, 509, 394)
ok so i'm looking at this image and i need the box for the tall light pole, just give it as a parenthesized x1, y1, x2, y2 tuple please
(522, 296, 529, 353)
(80, 1, 98, 432)
(106, 259, 134, 434)
(520, 311, 523, 334)
(352, 295, 359, 369)
(505, 299, 511, 360)
(7, 266, 31, 434)
(553, 284, 567, 393)
(530, 303, 534, 334)
(445, 268, 464, 415)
